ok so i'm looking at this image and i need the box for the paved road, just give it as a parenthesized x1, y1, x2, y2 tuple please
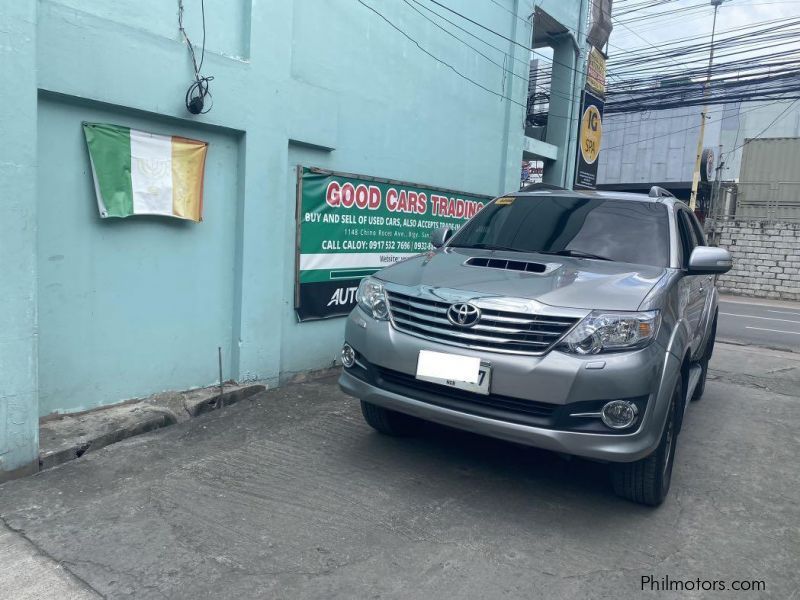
(718, 297, 800, 352)
(1, 343, 798, 599)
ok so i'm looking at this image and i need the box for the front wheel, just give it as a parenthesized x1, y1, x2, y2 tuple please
(611, 376, 681, 506)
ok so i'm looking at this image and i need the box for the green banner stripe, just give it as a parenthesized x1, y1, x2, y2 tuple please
(83, 123, 133, 217)
(329, 268, 381, 280)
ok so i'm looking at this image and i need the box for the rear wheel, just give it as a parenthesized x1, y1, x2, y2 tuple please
(612, 376, 681, 506)
(692, 315, 717, 401)
(360, 401, 420, 436)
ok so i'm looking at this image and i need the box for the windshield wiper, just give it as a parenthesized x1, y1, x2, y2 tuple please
(450, 243, 521, 253)
(547, 249, 613, 261)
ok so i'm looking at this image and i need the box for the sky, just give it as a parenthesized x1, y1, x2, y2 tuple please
(609, 0, 800, 63)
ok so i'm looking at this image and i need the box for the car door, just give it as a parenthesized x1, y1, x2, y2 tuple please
(676, 209, 705, 351)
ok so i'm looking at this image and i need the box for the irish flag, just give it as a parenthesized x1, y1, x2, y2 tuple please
(83, 122, 208, 222)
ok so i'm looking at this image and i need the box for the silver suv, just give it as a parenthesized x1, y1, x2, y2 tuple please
(338, 188, 732, 505)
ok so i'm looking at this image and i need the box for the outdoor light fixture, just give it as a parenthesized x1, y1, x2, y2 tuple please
(601, 400, 639, 430)
(356, 277, 389, 320)
(341, 344, 356, 368)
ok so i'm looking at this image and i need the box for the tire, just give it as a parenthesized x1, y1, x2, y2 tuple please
(360, 401, 419, 436)
(692, 315, 717, 401)
(612, 376, 681, 506)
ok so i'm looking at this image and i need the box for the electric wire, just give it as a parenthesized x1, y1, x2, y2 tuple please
(722, 99, 800, 157)
(356, 0, 527, 109)
(601, 96, 797, 152)
(178, 0, 214, 114)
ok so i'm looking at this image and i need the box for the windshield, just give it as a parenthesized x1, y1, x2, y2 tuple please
(449, 195, 670, 267)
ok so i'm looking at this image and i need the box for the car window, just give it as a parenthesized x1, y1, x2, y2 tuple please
(687, 211, 707, 246)
(676, 210, 697, 267)
(449, 196, 670, 267)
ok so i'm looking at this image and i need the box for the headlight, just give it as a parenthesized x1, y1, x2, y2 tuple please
(556, 310, 660, 355)
(356, 277, 389, 320)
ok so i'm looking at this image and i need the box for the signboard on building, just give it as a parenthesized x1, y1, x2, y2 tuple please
(586, 48, 607, 97)
(575, 90, 605, 189)
(521, 160, 544, 186)
(295, 167, 490, 321)
(700, 148, 715, 182)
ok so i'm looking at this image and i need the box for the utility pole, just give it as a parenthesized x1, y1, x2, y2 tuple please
(689, 0, 725, 211)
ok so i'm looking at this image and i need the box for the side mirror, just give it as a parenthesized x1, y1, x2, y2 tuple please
(430, 226, 453, 248)
(688, 246, 732, 275)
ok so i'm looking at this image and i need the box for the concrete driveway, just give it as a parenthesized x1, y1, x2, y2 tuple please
(1, 343, 798, 599)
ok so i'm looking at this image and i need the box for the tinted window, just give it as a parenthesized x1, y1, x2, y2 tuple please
(688, 211, 707, 246)
(449, 196, 670, 267)
(677, 210, 697, 267)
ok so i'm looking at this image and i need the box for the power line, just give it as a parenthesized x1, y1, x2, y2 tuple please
(356, 0, 527, 109)
(408, 0, 532, 70)
(610, 15, 685, 70)
(722, 99, 799, 157)
(401, 0, 527, 83)
(399, 0, 583, 105)
(601, 96, 797, 152)
(424, 0, 532, 52)
(416, 0, 590, 78)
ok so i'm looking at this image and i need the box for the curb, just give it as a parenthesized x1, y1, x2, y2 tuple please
(39, 409, 177, 472)
(717, 338, 799, 355)
(38, 384, 266, 472)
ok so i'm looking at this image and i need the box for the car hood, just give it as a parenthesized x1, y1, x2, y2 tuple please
(376, 248, 667, 311)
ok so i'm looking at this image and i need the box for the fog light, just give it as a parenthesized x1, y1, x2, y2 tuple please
(601, 400, 638, 429)
(341, 343, 356, 368)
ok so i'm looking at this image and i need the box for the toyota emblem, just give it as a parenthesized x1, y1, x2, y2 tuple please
(447, 303, 481, 327)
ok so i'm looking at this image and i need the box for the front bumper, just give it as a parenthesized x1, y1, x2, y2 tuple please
(340, 307, 680, 462)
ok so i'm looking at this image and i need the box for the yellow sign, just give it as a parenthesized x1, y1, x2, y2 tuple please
(580, 104, 602, 165)
(495, 197, 515, 205)
(586, 47, 607, 96)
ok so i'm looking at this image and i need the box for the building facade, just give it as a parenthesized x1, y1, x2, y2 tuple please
(523, 1, 592, 188)
(0, 0, 589, 479)
(597, 98, 800, 196)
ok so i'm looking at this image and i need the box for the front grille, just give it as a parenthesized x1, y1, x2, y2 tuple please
(386, 291, 580, 355)
(375, 366, 557, 427)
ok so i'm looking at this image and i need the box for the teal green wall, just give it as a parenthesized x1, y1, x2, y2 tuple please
(1, 0, 585, 476)
(537, 0, 591, 189)
(36, 96, 243, 416)
(0, 1, 40, 480)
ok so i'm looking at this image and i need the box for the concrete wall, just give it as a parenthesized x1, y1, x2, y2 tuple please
(36, 96, 243, 416)
(0, 1, 40, 480)
(534, 0, 591, 188)
(2, 0, 560, 475)
(716, 222, 800, 301)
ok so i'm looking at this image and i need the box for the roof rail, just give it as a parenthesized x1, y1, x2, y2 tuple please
(520, 183, 566, 192)
(649, 186, 675, 198)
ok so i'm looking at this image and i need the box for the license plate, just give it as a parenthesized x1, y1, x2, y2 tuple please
(415, 350, 491, 395)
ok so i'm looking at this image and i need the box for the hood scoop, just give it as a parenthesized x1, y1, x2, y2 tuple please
(464, 256, 560, 275)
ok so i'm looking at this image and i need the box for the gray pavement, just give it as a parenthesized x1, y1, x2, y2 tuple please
(0, 343, 799, 599)
(718, 295, 800, 352)
(0, 522, 100, 600)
